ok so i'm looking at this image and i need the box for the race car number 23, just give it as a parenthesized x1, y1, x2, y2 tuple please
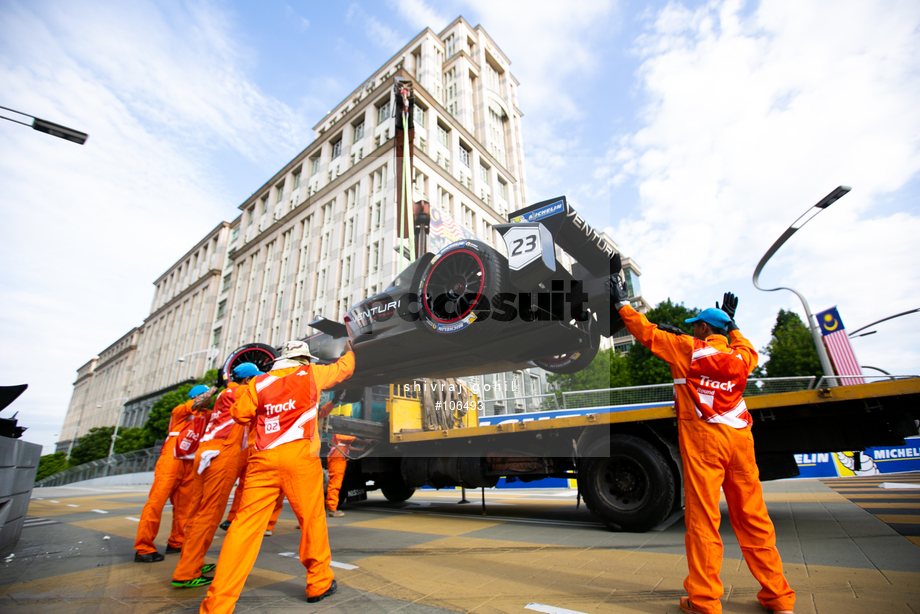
(510, 235, 537, 256)
(503, 226, 544, 271)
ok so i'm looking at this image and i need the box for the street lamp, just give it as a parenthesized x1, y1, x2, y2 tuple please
(97, 397, 129, 460)
(753, 186, 851, 382)
(0, 105, 88, 144)
(177, 348, 219, 363)
(847, 307, 920, 338)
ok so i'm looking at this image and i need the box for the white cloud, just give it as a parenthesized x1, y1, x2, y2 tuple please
(388, 0, 451, 32)
(0, 0, 311, 453)
(346, 3, 406, 52)
(607, 0, 920, 374)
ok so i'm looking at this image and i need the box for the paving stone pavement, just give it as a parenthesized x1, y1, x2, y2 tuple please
(3, 474, 919, 613)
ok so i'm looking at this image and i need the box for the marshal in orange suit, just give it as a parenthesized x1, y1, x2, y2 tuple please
(134, 384, 214, 562)
(610, 270, 795, 614)
(199, 340, 355, 614)
(170, 362, 263, 587)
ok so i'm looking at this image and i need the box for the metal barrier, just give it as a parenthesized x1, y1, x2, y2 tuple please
(476, 375, 904, 416)
(815, 374, 918, 388)
(35, 447, 160, 488)
(483, 393, 560, 416)
(562, 384, 674, 410)
(744, 376, 816, 395)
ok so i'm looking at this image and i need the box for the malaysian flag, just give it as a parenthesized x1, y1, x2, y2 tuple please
(429, 204, 478, 252)
(816, 306, 864, 385)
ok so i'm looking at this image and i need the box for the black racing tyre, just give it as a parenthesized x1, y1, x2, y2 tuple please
(380, 478, 416, 503)
(219, 343, 279, 386)
(580, 434, 675, 532)
(417, 240, 507, 342)
(534, 314, 601, 374)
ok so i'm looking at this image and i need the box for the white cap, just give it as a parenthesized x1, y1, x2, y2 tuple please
(272, 340, 317, 369)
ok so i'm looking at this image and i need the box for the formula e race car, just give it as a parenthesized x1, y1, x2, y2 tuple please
(294, 196, 629, 390)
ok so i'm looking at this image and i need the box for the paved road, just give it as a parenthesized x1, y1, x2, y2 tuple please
(2, 474, 920, 613)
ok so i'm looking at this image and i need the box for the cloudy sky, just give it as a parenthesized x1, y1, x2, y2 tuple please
(2, 0, 919, 454)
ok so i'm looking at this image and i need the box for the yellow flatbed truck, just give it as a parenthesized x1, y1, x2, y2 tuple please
(327, 376, 920, 531)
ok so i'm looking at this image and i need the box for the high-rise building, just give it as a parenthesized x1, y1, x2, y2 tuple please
(56, 17, 645, 452)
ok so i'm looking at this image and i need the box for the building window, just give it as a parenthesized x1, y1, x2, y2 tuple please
(459, 144, 470, 167)
(445, 34, 456, 57)
(275, 182, 285, 203)
(377, 100, 391, 124)
(462, 204, 473, 229)
(438, 124, 449, 147)
(310, 155, 320, 176)
(498, 177, 507, 200)
(480, 163, 489, 184)
(292, 168, 301, 189)
(216, 300, 226, 319)
(221, 274, 231, 292)
(624, 268, 642, 299)
(230, 226, 239, 242)
(414, 105, 426, 127)
(373, 165, 387, 193)
(212, 327, 222, 348)
(331, 138, 342, 159)
(353, 120, 365, 142)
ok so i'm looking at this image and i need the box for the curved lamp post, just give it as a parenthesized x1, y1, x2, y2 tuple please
(753, 186, 850, 382)
(1, 105, 88, 144)
(847, 307, 920, 338)
(177, 348, 219, 364)
(97, 397, 129, 461)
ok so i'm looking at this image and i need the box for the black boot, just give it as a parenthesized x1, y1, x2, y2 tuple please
(135, 551, 165, 563)
(307, 579, 337, 603)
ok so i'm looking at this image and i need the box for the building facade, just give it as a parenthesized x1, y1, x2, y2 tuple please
(57, 17, 646, 451)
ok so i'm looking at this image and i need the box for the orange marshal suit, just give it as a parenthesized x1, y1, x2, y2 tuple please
(619, 305, 794, 614)
(199, 351, 355, 614)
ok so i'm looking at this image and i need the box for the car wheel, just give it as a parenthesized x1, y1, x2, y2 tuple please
(580, 434, 675, 532)
(219, 343, 279, 386)
(534, 314, 600, 374)
(417, 240, 507, 341)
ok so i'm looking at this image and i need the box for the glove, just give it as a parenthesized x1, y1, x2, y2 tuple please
(657, 323, 685, 336)
(607, 254, 629, 309)
(716, 292, 737, 320)
(716, 292, 739, 332)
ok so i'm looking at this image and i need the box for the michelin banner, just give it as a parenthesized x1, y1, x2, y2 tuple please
(793, 436, 920, 478)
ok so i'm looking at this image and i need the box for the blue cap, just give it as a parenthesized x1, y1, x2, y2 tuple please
(685, 308, 732, 330)
(233, 362, 262, 379)
(188, 384, 210, 399)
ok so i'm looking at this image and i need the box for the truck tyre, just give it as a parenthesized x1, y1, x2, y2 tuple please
(417, 240, 507, 342)
(580, 434, 675, 532)
(380, 478, 416, 503)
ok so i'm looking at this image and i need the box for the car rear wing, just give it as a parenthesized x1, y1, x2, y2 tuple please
(497, 196, 623, 337)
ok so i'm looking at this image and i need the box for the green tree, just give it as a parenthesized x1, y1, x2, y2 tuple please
(68, 427, 117, 465)
(609, 349, 632, 388)
(113, 427, 150, 454)
(141, 370, 220, 444)
(760, 309, 822, 379)
(142, 385, 194, 444)
(547, 349, 633, 392)
(35, 452, 70, 481)
(626, 299, 700, 385)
